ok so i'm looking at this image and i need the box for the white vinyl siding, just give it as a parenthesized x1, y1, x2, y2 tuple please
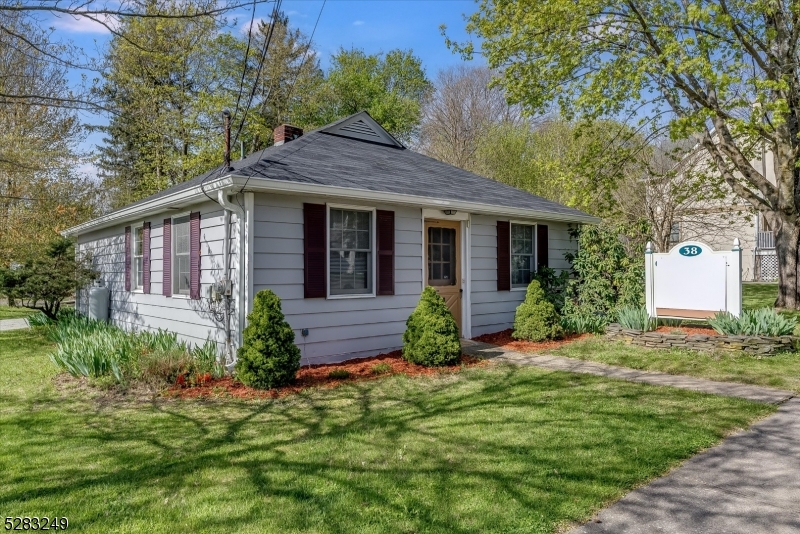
(471, 215, 576, 337)
(254, 194, 421, 364)
(74, 200, 238, 350)
(173, 215, 190, 296)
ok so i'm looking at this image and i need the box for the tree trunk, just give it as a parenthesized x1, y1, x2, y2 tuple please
(774, 217, 800, 309)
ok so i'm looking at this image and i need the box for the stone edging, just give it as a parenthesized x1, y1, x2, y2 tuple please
(605, 323, 798, 355)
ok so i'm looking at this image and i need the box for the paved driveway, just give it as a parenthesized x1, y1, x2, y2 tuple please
(461, 340, 799, 534)
(570, 398, 800, 534)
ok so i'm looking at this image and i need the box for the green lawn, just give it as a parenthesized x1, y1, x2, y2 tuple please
(551, 337, 800, 393)
(0, 305, 36, 320)
(545, 283, 800, 392)
(0, 329, 773, 534)
(743, 282, 800, 325)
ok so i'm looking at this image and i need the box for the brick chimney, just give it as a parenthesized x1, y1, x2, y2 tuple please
(273, 124, 303, 146)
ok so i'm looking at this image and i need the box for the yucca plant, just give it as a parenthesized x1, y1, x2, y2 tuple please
(616, 306, 656, 332)
(709, 308, 796, 337)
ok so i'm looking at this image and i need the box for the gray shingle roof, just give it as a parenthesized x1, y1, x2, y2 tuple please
(111, 112, 594, 221)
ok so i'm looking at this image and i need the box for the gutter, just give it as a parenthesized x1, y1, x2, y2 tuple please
(226, 175, 602, 224)
(216, 189, 247, 365)
(63, 173, 600, 238)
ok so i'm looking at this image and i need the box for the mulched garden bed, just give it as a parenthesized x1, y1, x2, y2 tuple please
(472, 329, 593, 352)
(655, 325, 719, 336)
(166, 351, 488, 400)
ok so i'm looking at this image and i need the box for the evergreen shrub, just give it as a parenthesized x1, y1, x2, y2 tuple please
(513, 280, 563, 341)
(235, 289, 301, 389)
(402, 287, 461, 366)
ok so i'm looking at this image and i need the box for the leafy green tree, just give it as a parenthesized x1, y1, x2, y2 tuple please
(96, 1, 234, 208)
(402, 287, 461, 366)
(0, 11, 97, 264)
(237, 14, 324, 153)
(310, 48, 433, 144)
(235, 289, 301, 389)
(0, 237, 97, 320)
(447, 0, 800, 308)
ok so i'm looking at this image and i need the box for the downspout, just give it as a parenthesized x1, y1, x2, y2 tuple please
(218, 189, 246, 365)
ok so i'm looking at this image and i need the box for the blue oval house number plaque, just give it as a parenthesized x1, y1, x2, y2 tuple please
(679, 245, 702, 257)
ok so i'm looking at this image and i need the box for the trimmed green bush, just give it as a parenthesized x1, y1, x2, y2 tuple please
(513, 280, 563, 341)
(402, 287, 461, 366)
(235, 289, 301, 389)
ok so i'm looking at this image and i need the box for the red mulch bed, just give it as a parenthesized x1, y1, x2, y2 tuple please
(472, 329, 593, 352)
(166, 350, 488, 400)
(655, 325, 719, 336)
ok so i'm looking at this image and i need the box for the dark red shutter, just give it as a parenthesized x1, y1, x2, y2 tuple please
(537, 224, 549, 270)
(304, 203, 327, 298)
(124, 226, 131, 292)
(163, 218, 172, 297)
(496, 220, 510, 291)
(190, 211, 201, 300)
(376, 210, 395, 295)
(143, 222, 151, 294)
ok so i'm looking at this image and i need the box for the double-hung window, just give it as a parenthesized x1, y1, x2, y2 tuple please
(173, 215, 191, 296)
(132, 226, 144, 290)
(329, 208, 372, 296)
(511, 223, 535, 288)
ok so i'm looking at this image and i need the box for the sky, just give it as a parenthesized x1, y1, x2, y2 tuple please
(44, 0, 484, 179)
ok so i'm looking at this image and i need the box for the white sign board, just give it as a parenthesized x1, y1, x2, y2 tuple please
(645, 240, 742, 320)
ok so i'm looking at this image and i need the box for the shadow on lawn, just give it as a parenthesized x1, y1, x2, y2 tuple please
(0, 365, 768, 533)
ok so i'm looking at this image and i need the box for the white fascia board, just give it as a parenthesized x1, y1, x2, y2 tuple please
(62, 177, 236, 236)
(64, 172, 600, 237)
(229, 175, 601, 225)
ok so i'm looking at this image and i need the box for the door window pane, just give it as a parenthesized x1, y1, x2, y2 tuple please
(428, 227, 456, 286)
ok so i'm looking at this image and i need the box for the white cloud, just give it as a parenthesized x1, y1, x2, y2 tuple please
(353, 20, 365, 26)
(239, 16, 271, 35)
(51, 13, 119, 34)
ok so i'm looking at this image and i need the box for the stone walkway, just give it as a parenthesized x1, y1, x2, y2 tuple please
(461, 340, 793, 404)
(0, 318, 29, 332)
(460, 340, 798, 534)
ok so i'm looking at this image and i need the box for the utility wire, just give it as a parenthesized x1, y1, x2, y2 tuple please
(237, 0, 326, 197)
(229, 0, 260, 128)
(230, 0, 284, 150)
(200, 0, 282, 203)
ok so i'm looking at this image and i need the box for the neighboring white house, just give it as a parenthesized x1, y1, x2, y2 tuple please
(656, 144, 777, 282)
(64, 112, 598, 365)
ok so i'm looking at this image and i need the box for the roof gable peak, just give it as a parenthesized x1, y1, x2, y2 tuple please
(320, 111, 404, 148)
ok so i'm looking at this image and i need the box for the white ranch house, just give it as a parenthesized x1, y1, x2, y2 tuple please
(65, 112, 598, 365)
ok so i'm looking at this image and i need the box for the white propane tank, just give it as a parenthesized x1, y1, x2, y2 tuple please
(88, 279, 110, 322)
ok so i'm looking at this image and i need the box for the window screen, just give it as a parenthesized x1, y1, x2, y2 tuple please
(173, 216, 190, 295)
(428, 227, 456, 286)
(511, 224, 535, 288)
(329, 208, 372, 295)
